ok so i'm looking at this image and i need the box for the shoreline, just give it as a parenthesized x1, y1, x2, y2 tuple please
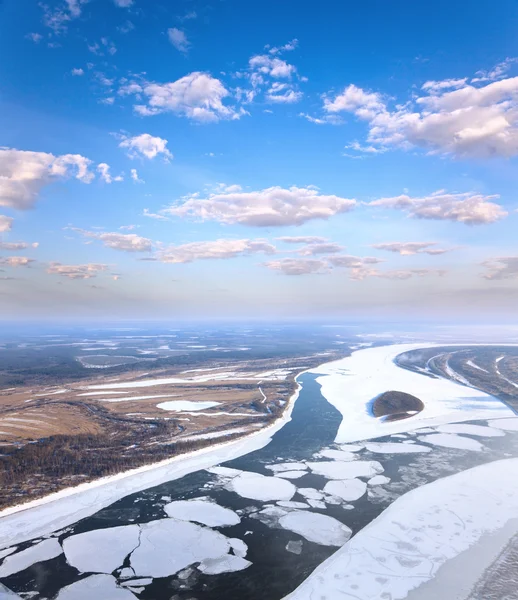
(0, 367, 311, 548)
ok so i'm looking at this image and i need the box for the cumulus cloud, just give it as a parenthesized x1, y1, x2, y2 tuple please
(131, 168, 144, 183)
(167, 185, 356, 227)
(322, 66, 518, 158)
(47, 262, 109, 279)
(298, 242, 344, 256)
(0, 148, 93, 210)
(71, 67, 84, 76)
(0, 241, 39, 251)
(267, 39, 298, 55)
(26, 33, 43, 43)
(97, 163, 123, 183)
(113, 0, 133, 6)
(73, 229, 153, 252)
(0, 256, 36, 268)
(266, 83, 303, 103)
(328, 254, 384, 280)
(157, 238, 276, 263)
(168, 28, 190, 53)
(41, 0, 89, 33)
(249, 55, 296, 79)
(276, 236, 329, 244)
(369, 191, 507, 225)
(0, 215, 13, 233)
(123, 72, 245, 122)
(481, 256, 518, 280)
(371, 241, 452, 255)
(118, 133, 172, 160)
(264, 258, 328, 275)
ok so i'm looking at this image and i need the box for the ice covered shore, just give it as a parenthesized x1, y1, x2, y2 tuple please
(285, 457, 518, 600)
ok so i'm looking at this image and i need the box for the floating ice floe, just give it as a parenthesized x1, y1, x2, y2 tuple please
(229, 471, 296, 501)
(130, 519, 238, 578)
(56, 574, 135, 599)
(368, 475, 391, 486)
(316, 449, 357, 461)
(364, 442, 431, 454)
(310, 343, 514, 443)
(285, 457, 518, 600)
(337, 444, 364, 452)
(62, 525, 140, 574)
(278, 511, 352, 546)
(0, 538, 62, 578)
(307, 499, 326, 509)
(323, 479, 367, 502)
(286, 540, 303, 555)
(266, 462, 308, 473)
(435, 423, 505, 437)
(275, 471, 307, 479)
(198, 555, 251, 575)
(229, 538, 248, 557)
(163, 499, 240, 527)
(297, 488, 324, 501)
(0, 584, 21, 598)
(418, 433, 484, 451)
(0, 547, 17, 560)
(277, 501, 310, 509)
(305, 460, 384, 480)
(487, 417, 518, 431)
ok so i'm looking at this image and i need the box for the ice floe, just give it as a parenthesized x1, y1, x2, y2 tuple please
(130, 519, 235, 578)
(277, 501, 310, 509)
(62, 525, 140, 574)
(317, 449, 357, 461)
(278, 511, 352, 546)
(285, 540, 303, 555)
(266, 462, 307, 473)
(198, 555, 251, 574)
(230, 471, 296, 501)
(305, 460, 384, 480)
(310, 343, 514, 443)
(488, 417, 518, 431)
(163, 499, 240, 527)
(297, 488, 324, 501)
(0, 583, 20, 598)
(0, 538, 62, 578)
(323, 479, 367, 501)
(56, 574, 135, 599)
(435, 423, 505, 437)
(368, 475, 391, 486)
(418, 433, 484, 451)
(286, 457, 518, 600)
(364, 442, 431, 454)
(275, 471, 307, 479)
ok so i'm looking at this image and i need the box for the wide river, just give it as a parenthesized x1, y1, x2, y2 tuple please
(1, 343, 518, 600)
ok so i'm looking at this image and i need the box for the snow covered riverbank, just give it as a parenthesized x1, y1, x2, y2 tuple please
(311, 343, 514, 443)
(284, 457, 518, 600)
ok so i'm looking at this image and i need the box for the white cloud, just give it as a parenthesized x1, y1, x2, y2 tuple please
(97, 163, 123, 183)
(26, 33, 43, 43)
(130, 168, 144, 183)
(71, 67, 84, 76)
(264, 258, 328, 275)
(0, 148, 93, 210)
(168, 28, 190, 53)
(143, 208, 168, 220)
(0, 241, 39, 251)
(322, 70, 518, 158)
(178, 10, 197, 22)
(376, 268, 447, 280)
(328, 254, 384, 280)
(113, 0, 133, 7)
(472, 58, 517, 83)
(267, 83, 303, 103)
(125, 72, 244, 122)
(167, 185, 357, 227)
(73, 229, 153, 252)
(249, 55, 296, 78)
(276, 236, 329, 244)
(41, 0, 88, 33)
(481, 256, 518, 280)
(298, 242, 344, 256)
(345, 141, 386, 154)
(0, 256, 36, 268)
(157, 239, 276, 263)
(0, 215, 13, 232)
(47, 262, 109, 279)
(369, 191, 507, 225)
(118, 133, 173, 160)
(299, 113, 343, 125)
(371, 241, 452, 255)
(268, 39, 298, 55)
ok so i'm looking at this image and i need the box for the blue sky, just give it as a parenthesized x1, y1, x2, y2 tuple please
(1, 0, 518, 320)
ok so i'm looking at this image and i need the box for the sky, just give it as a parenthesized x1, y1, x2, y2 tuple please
(1, 0, 518, 321)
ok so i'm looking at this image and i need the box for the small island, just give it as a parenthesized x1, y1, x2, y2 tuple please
(371, 390, 425, 422)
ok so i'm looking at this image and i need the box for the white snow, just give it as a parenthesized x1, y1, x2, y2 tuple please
(305, 460, 384, 480)
(230, 472, 296, 501)
(435, 423, 505, 437)
(130, 519, 233, 578)
(197, 555, 251, 575)
(157, 401, 220, 411)
(163, 499, 240, 527)
(278, 511, 352, 546)
(76, 391, 126, 396)
(310, 343, 514, 443)
(488, 417, 518, 431)
(56, 574, 135, 599)
(466, 359, 488, 373)
(286, 457, 518, 600)
(62, 525, 140, 574)
(364, 442, 431, 454)
(0, 539, 62, 578)
(98, 394, 180, 403)
(368, 475, 391, 486)
(418, 433, 485, 451)
(317, 449, 357, 461)
(323, 479, 367, 502)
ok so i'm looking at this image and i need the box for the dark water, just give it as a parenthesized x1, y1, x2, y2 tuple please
(3, 373, 518, 600)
